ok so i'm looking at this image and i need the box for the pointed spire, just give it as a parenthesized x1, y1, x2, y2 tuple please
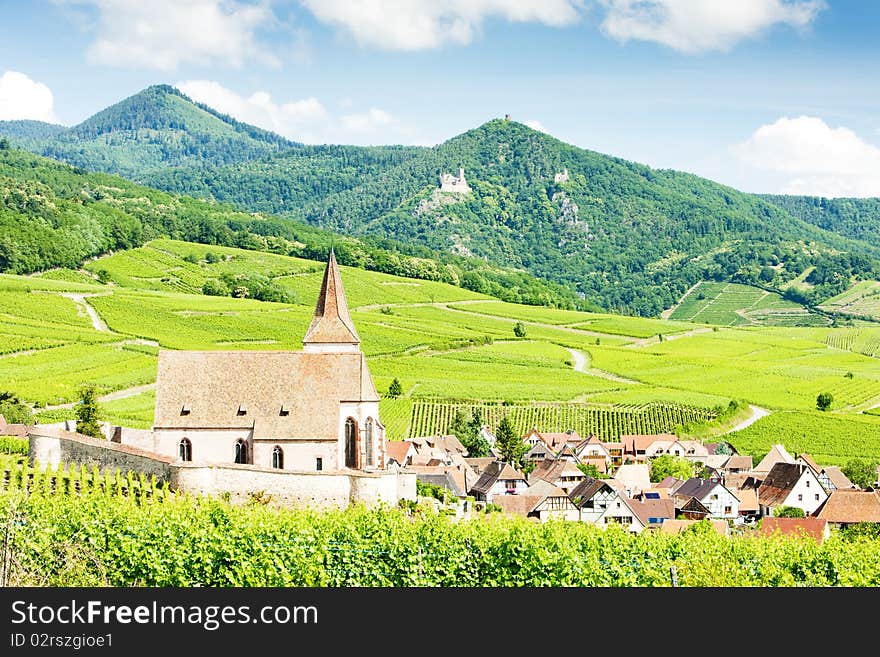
(302, 249, 361, 348)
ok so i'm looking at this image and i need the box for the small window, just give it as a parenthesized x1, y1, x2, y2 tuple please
(180, 404, 191, 416)
(280, 404, 290, 416)
(616, 502, 621, 508)
(316, 457, 323, 471)
(797, 494, 803, 502)
(272, 445, 284, 470)
(806, 480, 810, 488)
(724, 506, 732, 515)
(178, 438, 192, 462)
(237, 404, 247, 416)
(815, 494, 820, 501)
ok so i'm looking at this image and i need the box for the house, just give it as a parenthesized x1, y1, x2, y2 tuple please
(569, 477, 622, 525)
(654, 476, 685, 493)
(408, 434, 468, 466)
(494, 479, 579, 522)
(723, 455, 754, 473)
(758, 463, 828, 517)
(385, 441, 415, 468)
(529, 457, 585, 494)
(752, 444, 795, 476)
(555, 444, 580, 464)
(678, 497, 712, 520)
(673, 478, 740, 520)
(621, 433, 678, 462)
(524, 441, 552, 463)
(598, 495, 649, 533)
(603, 442, 624, 468)
(796, 453, 855, 492)
(815, 490, 880, 527)
(660, 519, 729, 536)
(611, 463, 652, 497)
(631, 498, 675, 529)
(575, 434, 612, 468)
(759, 517, 830, 544)
(464, 457, 496, 476)
(408, 462, 477, 500)
(151, 250, 387, 473)
(579, 456, 609, 475)
(732, 487, 760, 522)
(469, 460, 529, 503)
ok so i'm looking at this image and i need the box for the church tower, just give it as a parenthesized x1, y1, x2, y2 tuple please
(302, 249, 361, 354)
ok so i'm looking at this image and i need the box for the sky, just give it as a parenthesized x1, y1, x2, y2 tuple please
(0, 0, 878, 197)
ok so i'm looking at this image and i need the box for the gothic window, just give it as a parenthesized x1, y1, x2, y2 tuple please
(365, 418, 374, 467)
(344, 418, 357, 468)
(272, 445, 284, 469)
(178, 438, 192, 462)
(234, 439, 249, 464)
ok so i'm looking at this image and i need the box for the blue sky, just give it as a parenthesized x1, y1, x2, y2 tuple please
(1, 1, 878, 196)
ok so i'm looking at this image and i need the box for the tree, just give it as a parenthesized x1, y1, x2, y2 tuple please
(649, 454, 693, 483)
(449, 409, 490, 458)
(714, 441, 731, 455)
(0, 391, 32, 425)
(774, 506, 805, 518)
(816, 392, 833, 411)
(495, 416, 525, 466)
(577, 463, 602, 479)
(201, 278, 229, 296)
(75, 384, 104, 439)
(513, 321, 527, 338)
(843, 459, 877, 489)
(387, 378, 403, 398)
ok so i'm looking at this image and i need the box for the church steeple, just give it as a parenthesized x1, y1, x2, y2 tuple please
(302, 249, 361, 352)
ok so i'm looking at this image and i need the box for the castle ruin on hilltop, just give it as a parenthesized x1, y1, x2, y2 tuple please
(440, 167, 471, 194)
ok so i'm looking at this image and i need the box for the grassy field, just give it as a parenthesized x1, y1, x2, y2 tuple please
(2, 240, 880, 461)
(668, 281, 827, 326)
(820, 280, 880, 320)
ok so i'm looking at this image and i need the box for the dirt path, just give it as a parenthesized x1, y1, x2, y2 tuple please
(564, 347, 640, 384)
(726, 405, 770, 433)
(627, 326, 715, 348)
(660, 281, 702, 320)
(354, 298, 494, 312)
(61, 293, 112, 332)
(41, 383, 155, 412)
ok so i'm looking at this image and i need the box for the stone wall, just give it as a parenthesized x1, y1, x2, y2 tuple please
(29, 430, 172, 481)
(28, 430, 416, 510)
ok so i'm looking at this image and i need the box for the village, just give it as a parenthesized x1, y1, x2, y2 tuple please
(388, 426, 880, 540)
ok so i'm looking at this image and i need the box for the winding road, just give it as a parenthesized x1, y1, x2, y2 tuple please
(61, 293, 111, 332)
(726, 404, 771, 433)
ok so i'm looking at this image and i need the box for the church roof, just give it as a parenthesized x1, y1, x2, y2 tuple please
(154, 350, 379, 438)
(303, 250, 361, 346)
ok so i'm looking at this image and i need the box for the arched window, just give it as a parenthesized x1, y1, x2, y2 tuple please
(272, 445, 284, 470)
(365, 418, 374, 467)
(344, 418, 357, 468)
(234, 439, 249, 464)
(178, 438, 192, 462)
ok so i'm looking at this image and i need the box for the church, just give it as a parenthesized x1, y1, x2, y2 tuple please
(152, 250, 387, 473)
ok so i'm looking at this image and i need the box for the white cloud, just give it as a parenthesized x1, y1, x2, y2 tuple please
(0, 71, 58, 122)
(60, 0, 277, 70)
(523, 119, 548, 133)
(176, 80, 414, 145)
(341, 108, 394, 133)
(600, 0, 824, 53)
(734, 116, 880, 198)
(300, 0, 582, 50)
(177, 80, 326, 140)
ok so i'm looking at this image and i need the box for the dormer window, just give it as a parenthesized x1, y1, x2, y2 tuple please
(180, 404, 191, 416)
(280, 404, 290, 416)
(237, 404, 247, 416)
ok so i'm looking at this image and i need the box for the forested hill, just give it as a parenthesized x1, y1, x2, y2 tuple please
(291, 119, 879, 314)
(760, 194, 880, 244)
(0, 142, 584, 308)
(2, 86, 879, 315)
(0, 85, 297, 178)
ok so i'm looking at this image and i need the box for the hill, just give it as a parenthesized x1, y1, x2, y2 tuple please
(3, 87, 879, 317)
(761, 194, 880, 244)
(0, 142, 584, 308)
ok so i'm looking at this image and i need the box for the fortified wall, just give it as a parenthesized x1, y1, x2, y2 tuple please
(28, 430, 415, 510)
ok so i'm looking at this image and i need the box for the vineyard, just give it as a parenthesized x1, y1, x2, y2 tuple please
(826, 328, 880, 358)
(2, 463, 879, 586)
(406, 400, 718, 440)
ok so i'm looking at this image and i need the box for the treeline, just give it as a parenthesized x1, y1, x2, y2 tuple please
(0, 143, 588, 309)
